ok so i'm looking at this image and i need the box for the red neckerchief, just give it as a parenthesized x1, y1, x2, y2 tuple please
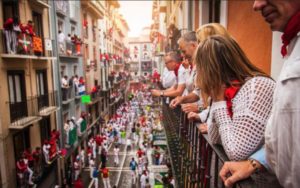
(224, 80, 241, 118)
(174, 63, 181, 77)
(281, 11, 300, 57)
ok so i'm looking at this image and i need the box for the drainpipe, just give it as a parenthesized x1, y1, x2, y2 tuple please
(48, 1, 64, 186)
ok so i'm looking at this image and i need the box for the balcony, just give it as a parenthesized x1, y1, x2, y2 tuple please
(62, 87, 76, 105)
(55, 0, 68, 17)
(81, 1, 104, 19)
(7, 91, 59, 129)
(58, 40, 82, 58)
(1, 30, 55, 60)
(38, 91, 58, 116)
(29, 0, 50, 9)
(162, 102, 255, 188)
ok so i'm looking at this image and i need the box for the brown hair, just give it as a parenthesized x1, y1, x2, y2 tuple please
(195, 35, 268, 99)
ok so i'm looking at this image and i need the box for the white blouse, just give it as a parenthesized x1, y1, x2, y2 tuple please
(208, 76, 275, 161)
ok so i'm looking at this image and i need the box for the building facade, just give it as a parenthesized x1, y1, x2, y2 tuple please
(129, 27, 153, 78)
(0, 0, 59, 187)
(151, 0, 282, 78)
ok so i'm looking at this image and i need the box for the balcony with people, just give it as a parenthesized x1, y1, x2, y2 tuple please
(1, 18, 52, 59)
(61, 75, 85, 104)
(58, 31, 83, 58)
(151, 27, 282, 187)
(16, 129, 62, 187)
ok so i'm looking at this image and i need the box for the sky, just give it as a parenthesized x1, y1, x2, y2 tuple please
(119, 0, 153, 37)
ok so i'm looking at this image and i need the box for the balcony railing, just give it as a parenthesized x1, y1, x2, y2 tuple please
(7, 91, 59, 129)
(1, 30, 51, 58)
(162, 102, 255, 188)
(62, 87, 76, 104)
(58, 40, 82, 57)
(38, 91, 58, 116)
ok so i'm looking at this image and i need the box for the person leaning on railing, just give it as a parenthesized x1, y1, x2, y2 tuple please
(151, 32, 197, 99)
(194, 35, 282, 187)
(170, 23, 232, 133)
(219, 1, 300, 188)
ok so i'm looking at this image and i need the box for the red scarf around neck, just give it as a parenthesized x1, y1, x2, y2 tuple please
(281, 11, 300, 57)
(224, 80, 241, 118)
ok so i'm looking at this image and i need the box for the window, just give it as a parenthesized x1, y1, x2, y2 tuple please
(40, 117, 51, 143)
(2, 0, 19, 22)
(32, 11, 44, 37)
(73, 66, 77, 76)
(13, 128, 30, 160)
(36, 70, 49, 110)
(60, 65, 66, 78)
(71, 25, 76, 36)
(58, 20, 64, 33)
(36, 70, 48, 96)
(209, 0, 221, 23)
(7, 71, 27, 121)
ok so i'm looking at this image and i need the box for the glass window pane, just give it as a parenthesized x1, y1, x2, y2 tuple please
(8, 75, 15, 102)
(14, 75, 21, 102)
(40, 74, 45, 95)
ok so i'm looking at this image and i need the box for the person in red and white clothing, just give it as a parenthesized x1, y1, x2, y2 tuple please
(151, 51, 187, 99)
(74, 156, 80, 180)
(195, 36, 278, 186)
(219, 1, 300, 188)
(16, 154, 34, 185)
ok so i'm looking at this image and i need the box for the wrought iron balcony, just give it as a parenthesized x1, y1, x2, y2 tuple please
(38, 91, 58, 116)
(162, 102, 255, 188)
(7, 91, 59, 129)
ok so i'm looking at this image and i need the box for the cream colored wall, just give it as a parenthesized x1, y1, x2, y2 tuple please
(0, 1, 55, 187)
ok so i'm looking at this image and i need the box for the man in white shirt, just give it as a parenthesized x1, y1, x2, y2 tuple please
(161, 67, 176, 89)
(58, 30, 65, 53)
(151, 51, 185, 98)
(113, 145, 120, 166)
(219, 1, 300, 188)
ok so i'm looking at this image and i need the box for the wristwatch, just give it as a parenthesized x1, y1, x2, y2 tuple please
(248, 159, 262, 173)
(160, 91, 164, 97)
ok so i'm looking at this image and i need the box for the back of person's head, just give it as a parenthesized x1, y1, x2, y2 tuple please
(166, 51, 182, 63)
(195, 35, 267, 99)
(196, 23, 230, 43)
(178, 31, 197, 44)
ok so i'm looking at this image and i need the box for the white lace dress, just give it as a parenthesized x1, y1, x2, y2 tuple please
(208, 76, 275, 161)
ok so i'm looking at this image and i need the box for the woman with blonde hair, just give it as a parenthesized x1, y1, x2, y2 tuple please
(194, 35, 275, 162)
(183, 23, 232, 133)
(196, 23, 230, 43)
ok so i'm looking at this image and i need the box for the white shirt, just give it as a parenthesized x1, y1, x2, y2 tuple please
(161, 67, 176, 88)
(58, 32, 65, 43)
(209, 76, 275, 161)
(114, 148, 119, 156)
(265, 32, 300, 188)
(61, 77, 68, 88)
(140, 174, 148, 185)
(184, 67, 196, 94)
(177, 64, 187, 85)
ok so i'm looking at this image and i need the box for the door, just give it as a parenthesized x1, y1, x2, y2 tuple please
(7, 71, 27, 122)
(13, 128, 30, 160)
